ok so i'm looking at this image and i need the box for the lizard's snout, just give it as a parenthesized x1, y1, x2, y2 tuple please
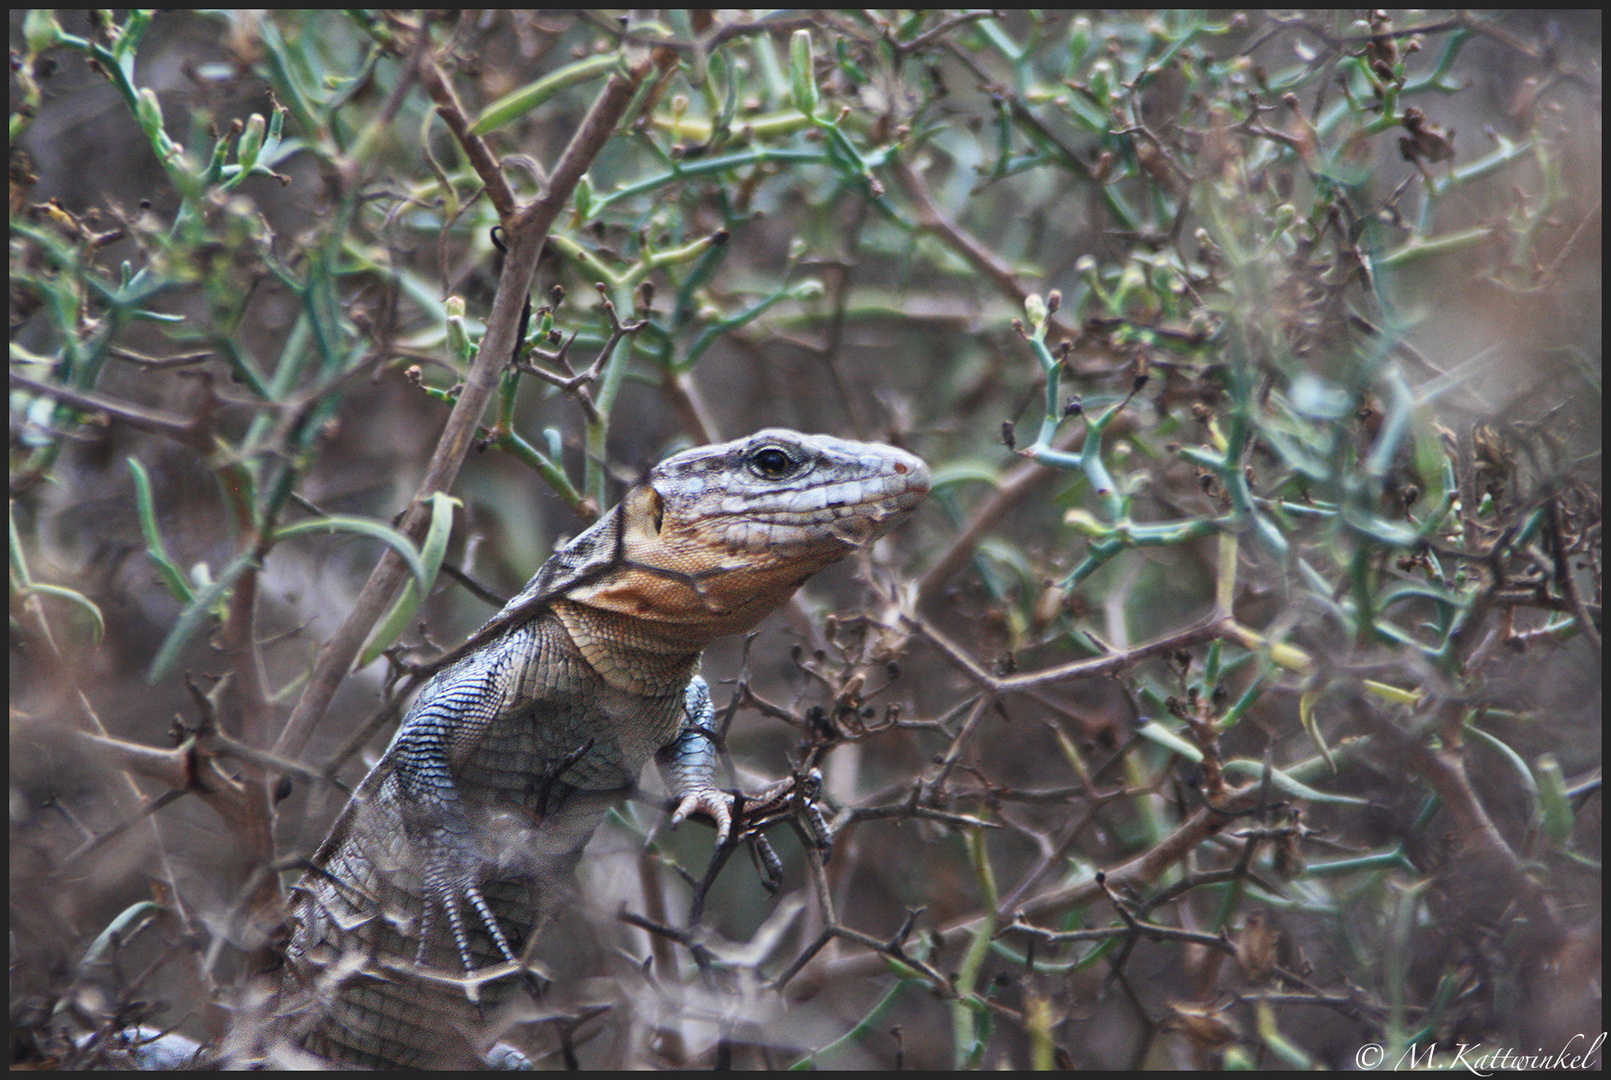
(880, 446, 931, 505)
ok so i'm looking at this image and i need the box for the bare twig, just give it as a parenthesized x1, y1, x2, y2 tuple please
(1346, 694, 1564, 945)
(416, 46, 518, 220)
(909, 610, 1230, 695)
(8, 371, 210, 449)
(891, 154, 1078, 344)
(889, 10, 998, 57)
(914, 427, 1082, 608)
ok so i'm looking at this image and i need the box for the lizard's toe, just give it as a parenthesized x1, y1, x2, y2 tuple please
(670, 789, 735, 846)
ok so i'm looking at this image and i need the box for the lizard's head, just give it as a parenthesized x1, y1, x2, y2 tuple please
(646, 428, 930, 560)
(567, 429, 928, 644)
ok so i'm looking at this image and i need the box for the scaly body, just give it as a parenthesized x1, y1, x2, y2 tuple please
(272, 430, 928, 1067)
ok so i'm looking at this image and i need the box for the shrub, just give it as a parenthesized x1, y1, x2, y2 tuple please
(10, 10, 1600, 1069)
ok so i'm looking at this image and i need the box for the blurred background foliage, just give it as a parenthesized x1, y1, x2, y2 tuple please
(10, 9, 1600, 1069)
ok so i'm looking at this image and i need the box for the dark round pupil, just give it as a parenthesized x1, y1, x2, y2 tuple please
(753, 448, 791, 476)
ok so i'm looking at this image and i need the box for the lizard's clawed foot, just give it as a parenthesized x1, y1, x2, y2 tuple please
(413, 829, 520, 977)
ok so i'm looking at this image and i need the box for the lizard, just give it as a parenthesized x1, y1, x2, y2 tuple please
(263, 429, 929, 1068)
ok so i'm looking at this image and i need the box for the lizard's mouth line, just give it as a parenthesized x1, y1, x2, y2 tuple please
(705, 498, 924, 528)
(710, 473, 932, 524)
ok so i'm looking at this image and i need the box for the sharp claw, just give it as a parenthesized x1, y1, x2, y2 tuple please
(463, 881, 518, 966)
(415, 893, 439, 969)
(441, 888, 477, 976)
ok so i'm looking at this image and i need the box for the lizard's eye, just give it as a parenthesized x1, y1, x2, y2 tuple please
(747, 445, 797, 480)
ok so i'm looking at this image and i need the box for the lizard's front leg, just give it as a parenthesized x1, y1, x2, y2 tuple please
(657, 676, 736, 844)
(656, 677, 833, 876)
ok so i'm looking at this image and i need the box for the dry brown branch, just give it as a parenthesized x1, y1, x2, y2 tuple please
(1346, 694, 1564, 946)
(8, 370, 211, 450)
(891, 154, 1079, 345)
(915, 428, 1081, 608)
